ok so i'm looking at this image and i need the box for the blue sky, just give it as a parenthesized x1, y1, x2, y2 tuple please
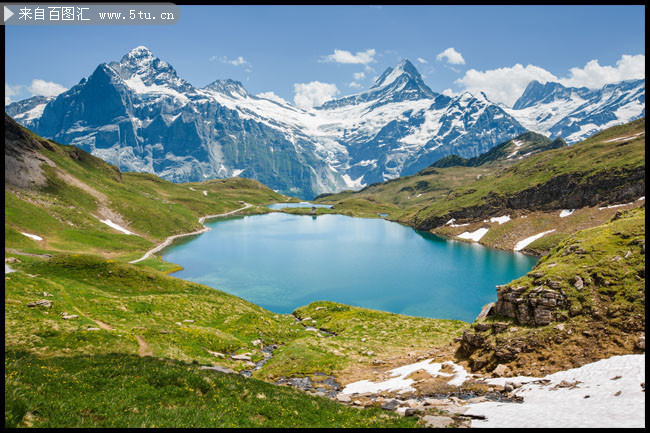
(5, 5, 646, 107)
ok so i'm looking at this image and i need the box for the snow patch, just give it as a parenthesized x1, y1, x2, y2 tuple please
(490, 215, 511, 225)
(341, 359, 472, 395)
(514, 230, 555, 251)
(467, 354, 645, 428)
(5, 264, 17, 274)
(457, 227, 489, 242)
(98, 218, 134, 235)
(598, 202, 634, 210)
(341, 174, 365, 189)
(559, 209, 575, 218)
(21, 232, 43, 241)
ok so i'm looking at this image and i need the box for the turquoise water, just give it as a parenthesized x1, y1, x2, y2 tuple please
(267, 202, 333, 209)
(162, 213, 537, 322)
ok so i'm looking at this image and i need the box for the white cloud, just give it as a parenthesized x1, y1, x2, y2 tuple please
(5, 83, 23, 104)
(348, 82, 362, 89)
(322, 49, 376, 65)
(293, 81, 340, 110)
(28, 79, 67, 97)
(417, 57, 429, 64)
(455, 64, 558, 106)
(210, 55, 251, 68)
(436, 48, 465, 65)
(454, 54, 645, 107)
(558, 54, 645, 89)
(256, 91, 289, 105)
(441, 88, 459, 97)
(353, 71, 366, 80)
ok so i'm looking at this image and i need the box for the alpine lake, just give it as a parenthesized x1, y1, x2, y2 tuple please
(162, 204, 538, 322)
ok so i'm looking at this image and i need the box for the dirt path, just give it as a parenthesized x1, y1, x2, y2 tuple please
(135, 335, 153, 357)
(128, 203, 252, 264)
(93, 320, 114, 331)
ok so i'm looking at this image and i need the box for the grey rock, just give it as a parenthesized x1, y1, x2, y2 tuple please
(422, 415, 455, 428)
(336, 394, 351, 403)
(27, 299, 52, 308)
(493, 364, 510, 377)
(200, 365, 235, 374)
(475, 302, 495, 320)
(573, 276, 584, 290)
(381, 400, 400, 410)
(231, 354, 252, 361)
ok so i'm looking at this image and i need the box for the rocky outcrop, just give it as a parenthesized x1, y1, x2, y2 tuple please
(493, 284, 568, 326)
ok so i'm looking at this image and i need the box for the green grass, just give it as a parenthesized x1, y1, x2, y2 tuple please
(5, 351, 418, 428)
(413, 118, 645, 223)
(6, 117, 288, 260)
(466, 206, 646, 375)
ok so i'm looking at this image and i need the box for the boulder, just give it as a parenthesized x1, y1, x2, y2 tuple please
(636, 335, 645, 351)
(231, 354, 252, 361)
(205, 349, 225, 358)
(27, 299, 51, 308)
(336, 394, 351, 403)
(422, 415, 454, 428)
(475, 303, 495, 320)
(62, 314, 78, 320)
(492, 364, 510, 377)
(251, 339, 262, 346)
(381, 400, 400, 410)
(573, 276, 584, 290)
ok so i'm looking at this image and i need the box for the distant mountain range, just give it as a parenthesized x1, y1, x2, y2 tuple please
(5, 46, 645, 198)
(505, 78, 645, 143)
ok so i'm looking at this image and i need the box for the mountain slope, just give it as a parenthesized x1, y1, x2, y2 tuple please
(20, 47, 346, 199)
(506, 79, 645, 143)
(458, 206, 645, 376)
(6, 49, 528, 198)
(431, 132, 567, 168)
(4, 117, 466, 427)
(412, 118, 645, 231)
(4, 113, 286, 260)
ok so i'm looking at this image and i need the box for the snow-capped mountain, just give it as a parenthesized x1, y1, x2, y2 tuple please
(6, 48, 528, 197)
(10, 46, 642, 198)
(506, 79, 645, 143)
(5, 95, 54, 130)
(18, 47, 346, 198)
(313, 61, 526, 184)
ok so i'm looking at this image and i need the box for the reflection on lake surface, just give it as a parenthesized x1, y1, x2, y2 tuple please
(162, 213, 537, 322)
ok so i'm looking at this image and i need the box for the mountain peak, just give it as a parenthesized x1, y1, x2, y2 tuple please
(371, 58, 422, 89)
(110, 46, 191, 92)
(203, 79, 248, 98)
(122, 46, 154, 62)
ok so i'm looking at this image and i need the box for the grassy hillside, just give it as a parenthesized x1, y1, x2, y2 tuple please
(431, 132, 566, 168)
(5, 351, 417, 428)
(4, 114, 286, 263)
(413, 118, 644, 228)
(458, 206, 645, 376)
